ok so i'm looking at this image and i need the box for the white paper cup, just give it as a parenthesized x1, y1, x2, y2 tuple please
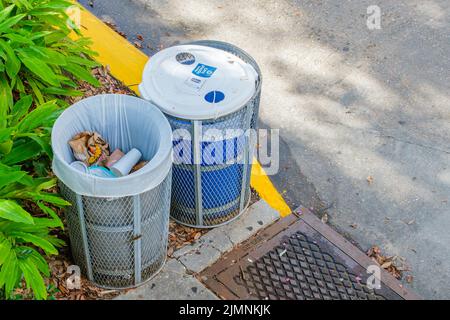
(70, 161, 88, 173)
(110, 148, 142, 177)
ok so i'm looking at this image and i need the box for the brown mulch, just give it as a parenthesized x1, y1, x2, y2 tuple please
(68, 66, 134, 105)
(168, 222, 206, 257)
(366, 246, 410, 280)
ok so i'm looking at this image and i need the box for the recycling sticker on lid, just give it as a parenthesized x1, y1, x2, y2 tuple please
(192, 64, 217, 78)
(176, 52, 196, 65)
(185, 63, 218, 91)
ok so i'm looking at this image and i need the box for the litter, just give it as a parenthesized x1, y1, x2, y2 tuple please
(131, 161, 149, 173)
(69, 132, 144, 178)
(69, 131, 110, 166)
(70, 161, 89, 173)
(89, 165, 117, 178)
(106, 149, 125, 168)
(110, 148, 142, 177)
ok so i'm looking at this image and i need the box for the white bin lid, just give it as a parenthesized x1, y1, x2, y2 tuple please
(139, 44, 258, 120)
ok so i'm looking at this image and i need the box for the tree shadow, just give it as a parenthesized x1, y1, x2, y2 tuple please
(79, 0, 450, 299)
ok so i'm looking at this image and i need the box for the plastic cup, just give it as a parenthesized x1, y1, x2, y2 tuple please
(89, 165, 117, 178)
(70, 161, 88, 173)
(110, 148, 142, 177)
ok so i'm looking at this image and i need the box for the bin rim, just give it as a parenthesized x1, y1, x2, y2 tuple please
(51, 94, 173, 197)
(139, 41, 262, 121)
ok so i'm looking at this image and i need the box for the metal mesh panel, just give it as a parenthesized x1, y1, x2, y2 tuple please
(60, 170, 172, 289)
(168, 106, 254, 228)
(166, 41, 261, 228)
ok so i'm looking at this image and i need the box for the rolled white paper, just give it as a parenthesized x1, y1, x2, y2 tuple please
(110, 148, 142, 177)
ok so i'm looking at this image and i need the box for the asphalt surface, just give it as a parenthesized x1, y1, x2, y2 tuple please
(79, 0, 450, 299)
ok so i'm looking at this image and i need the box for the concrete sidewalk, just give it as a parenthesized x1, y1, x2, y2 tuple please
(80, 0, 450, 299)
(116, 200, 280, 300)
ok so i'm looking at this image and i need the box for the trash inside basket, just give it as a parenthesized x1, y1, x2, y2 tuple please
(52, 94, 173, 289)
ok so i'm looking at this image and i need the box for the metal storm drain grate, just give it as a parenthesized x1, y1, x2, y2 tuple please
(199, 207, 420, 300)
(238, 231, 385, 300)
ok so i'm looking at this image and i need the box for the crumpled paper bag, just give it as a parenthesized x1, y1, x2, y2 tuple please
(69, 131, 110, 166)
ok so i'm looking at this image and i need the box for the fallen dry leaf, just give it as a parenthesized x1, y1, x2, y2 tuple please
(405, 275, 414, 283)
(366, 246, 408, 280)
(102, 20, 127, 38)
(367, 176, 374, 185)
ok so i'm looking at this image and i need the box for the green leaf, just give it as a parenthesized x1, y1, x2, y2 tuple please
(10, 0, 31, 10)
(42, 87, 83, 97)
(0, 171, 26, 189)
(27, 46, 67, 66)
(26, 77, 45, 105)
(37, 14, 69, 33)
(64, 63, 100, 87)
(3, 33, 33, 44)
(0, 13, 26, 33)
(0, 140, 13, 155)
(0, 236, 12, 265)
(0, 249, 20, 298)
(0, 199, 34, 224)
(27, 134, 53, 158)
(10, 231, 58, 255)
(34, 0, 73, 11)
(9, 95, 33, 126)
(1, 139, 42, 165)
(26, 192, 70, 207)
(16, 101, 59, 133)
(29, 30, 54, 41)
(0, 127, 13, 142)
(14, 75, 25, 93)
(20, 246, 50, 277)
(37, 202, 63, 228)
(44, 30, 66, 44)
(31, 177, 57, 191)
(0, 74, 13, 127)
(0, 5, 15, 23)
(66, 55, 100, 68)
(32, 217, 64, 230)
(0, 40, 21, 78)
(18, 256, 47, 300)
(18, 51, 60, 86)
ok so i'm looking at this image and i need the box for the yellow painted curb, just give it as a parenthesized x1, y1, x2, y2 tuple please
(75, 8, 147, 92)
(251, 160, 292, 217)
(75, 6, 292, 217)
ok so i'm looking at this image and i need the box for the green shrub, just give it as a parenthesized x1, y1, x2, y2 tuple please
(0, 0, 100, 300)
(0, 0, 100, 109)
(0, 98, 70, 300)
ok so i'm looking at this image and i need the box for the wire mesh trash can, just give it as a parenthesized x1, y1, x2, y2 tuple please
(51, 94, 173, 289)
(139, 41, 262, 228)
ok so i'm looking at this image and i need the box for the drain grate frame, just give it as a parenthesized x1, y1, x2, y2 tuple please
(199, 207, 420, 300)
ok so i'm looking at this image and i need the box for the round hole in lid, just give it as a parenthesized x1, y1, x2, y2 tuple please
(205, 91, 225, 104)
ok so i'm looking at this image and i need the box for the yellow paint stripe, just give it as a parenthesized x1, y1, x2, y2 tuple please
(75, 6, 292, 217)
(75, 8, 147, 92)
(250, 160, 292, 217)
